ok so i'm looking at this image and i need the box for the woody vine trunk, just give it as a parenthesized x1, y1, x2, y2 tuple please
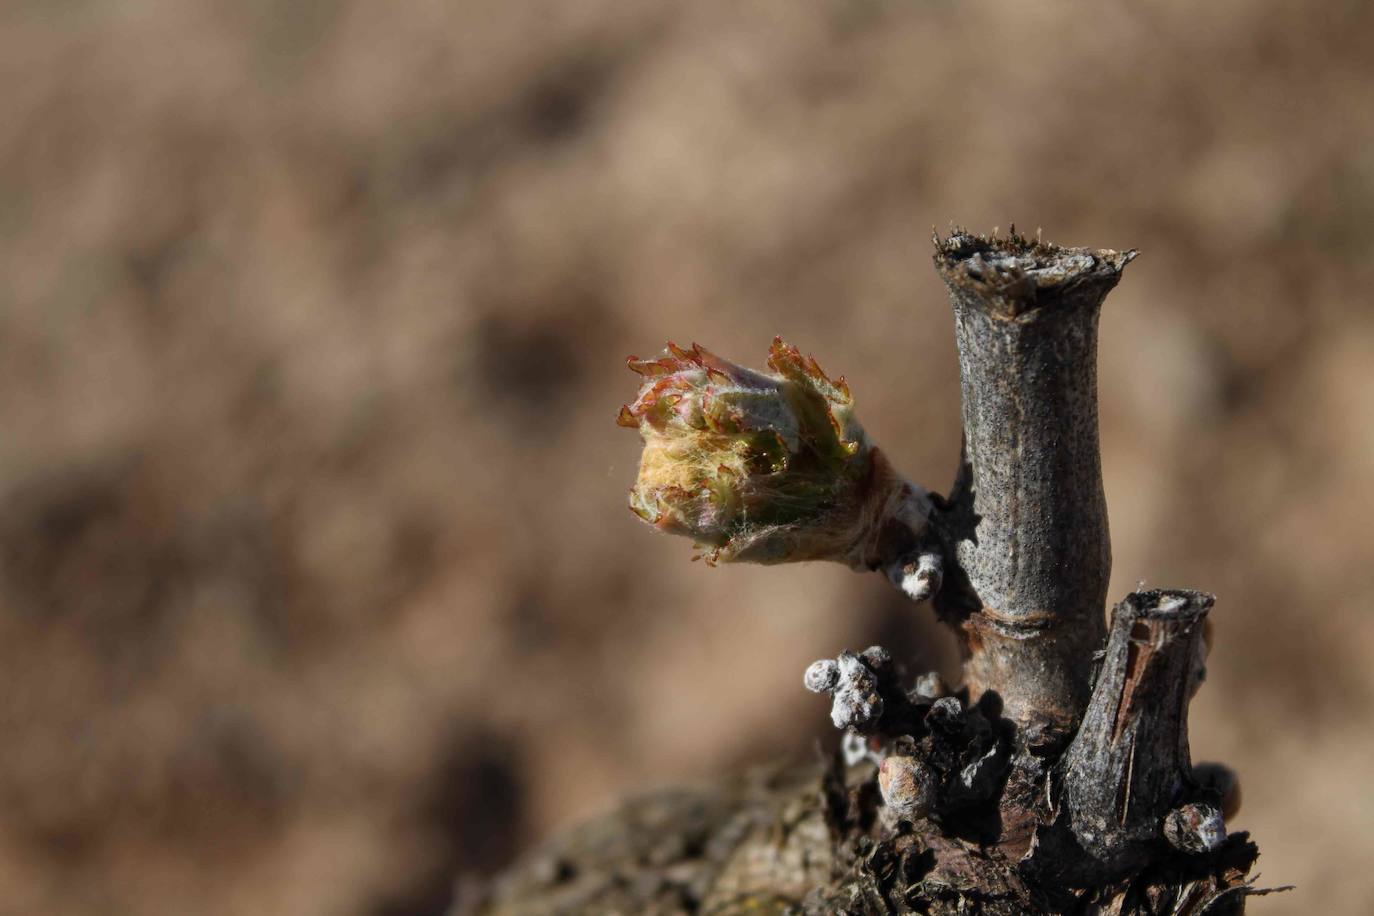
(471, 231, 1280, 916)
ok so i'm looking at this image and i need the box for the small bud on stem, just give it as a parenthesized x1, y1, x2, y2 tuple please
(1164, 802, 1227, 854)
(878, 755, 939, 822)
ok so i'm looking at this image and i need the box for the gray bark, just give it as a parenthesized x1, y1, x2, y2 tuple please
(930, 232, 1134, 741)
(1061, 589, 1214, 878)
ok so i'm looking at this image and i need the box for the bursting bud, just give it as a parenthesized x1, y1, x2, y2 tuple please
(618, 339, 925, 566)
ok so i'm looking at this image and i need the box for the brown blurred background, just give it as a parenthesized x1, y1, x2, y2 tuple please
(2, 1, 1372, 913)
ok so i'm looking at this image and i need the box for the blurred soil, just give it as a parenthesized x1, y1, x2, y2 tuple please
(1, 2, 1372, 914)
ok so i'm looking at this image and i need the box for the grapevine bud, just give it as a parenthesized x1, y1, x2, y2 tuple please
(618, 339, 927, 566)
(878, 754, 939, 821)
(804, 650, 884, 732)
(1163, 802, 1227, 854)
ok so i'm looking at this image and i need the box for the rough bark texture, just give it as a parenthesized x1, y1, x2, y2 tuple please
(930, 232, 1132, 741)
(473, 231, 1280, 915)
(470, 752, 1272, 916)
(1061, 589, 1214, 878)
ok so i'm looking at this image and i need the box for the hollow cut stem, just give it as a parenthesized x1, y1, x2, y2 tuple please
(932, 231, 1135, 741)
